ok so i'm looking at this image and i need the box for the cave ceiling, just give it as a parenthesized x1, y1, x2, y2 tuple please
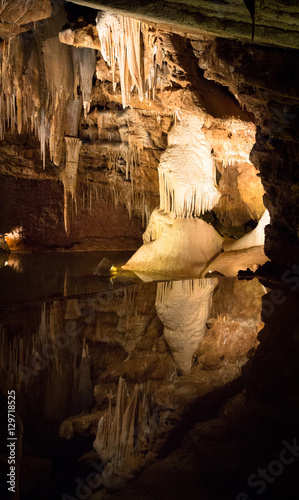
(67, 0, 299, 50)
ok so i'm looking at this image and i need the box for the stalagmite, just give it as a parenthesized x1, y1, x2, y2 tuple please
(224, 209, 270, 251)
(156, 279, 218, 374)
(62, 136, 82, 235)
(123, 115, 222, 275)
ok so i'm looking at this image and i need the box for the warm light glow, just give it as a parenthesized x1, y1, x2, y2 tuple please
(4, 227, 23, 249)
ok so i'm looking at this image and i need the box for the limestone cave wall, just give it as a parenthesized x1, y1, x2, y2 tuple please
(0, 0, 298, 264)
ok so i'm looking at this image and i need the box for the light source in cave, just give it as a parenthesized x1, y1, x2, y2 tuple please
(123, 115, 223, 275)
(155, 278, 217, 374)
(96, 11, 167, 108)
(4, 227, 23, 249)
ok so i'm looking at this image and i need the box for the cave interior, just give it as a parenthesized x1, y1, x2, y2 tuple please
(0, 1, 299, 499)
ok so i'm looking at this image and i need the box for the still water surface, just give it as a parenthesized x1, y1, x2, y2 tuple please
(0, 252, 298, 500)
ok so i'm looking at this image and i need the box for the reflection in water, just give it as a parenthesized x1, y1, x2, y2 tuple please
(156, 279, 218, 374)
(0, 273, 267, 498)
(94, 377, 155, 488)
(0, 251, 139, 303)
(1, 300, 93, 421)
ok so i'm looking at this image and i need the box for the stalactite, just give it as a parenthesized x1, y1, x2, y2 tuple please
(96, 12, 166, 108)
(62, 136, 82, 235)
(76, 47, 96, 118)
(76, 338, 93, 412)
(66, 99, 82, 137)
(0, 9, 86, 168)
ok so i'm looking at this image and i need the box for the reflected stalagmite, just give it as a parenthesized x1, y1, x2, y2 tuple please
(156, 278, 218, 374)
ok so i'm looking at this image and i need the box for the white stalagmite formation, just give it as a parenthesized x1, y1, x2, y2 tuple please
(143, 208, 170, 244)
(96, 12, 166, 108)
(62, 136, 82, 235)
(158, 115, 220, 217)
(224, 209, 270, 251)
(94, 377, 154, 483)
(123, 115, 223, 275)
(123, 213, 223, 276)
(156, 278, 217, 374)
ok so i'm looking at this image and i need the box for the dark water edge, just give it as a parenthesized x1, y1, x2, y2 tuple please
(0, 251, 139, 304)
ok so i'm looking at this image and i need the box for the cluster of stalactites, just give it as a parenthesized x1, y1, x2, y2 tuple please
(0, 37, 41, 153)
(0, 28, 96, 168)
(94, 377, 153, 467)
(158, 115, 220, 218)
(96, 12, 167, 108)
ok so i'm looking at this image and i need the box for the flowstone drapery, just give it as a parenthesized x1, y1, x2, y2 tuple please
(123, 115, 222, 275)
(158, 115, 220, 217)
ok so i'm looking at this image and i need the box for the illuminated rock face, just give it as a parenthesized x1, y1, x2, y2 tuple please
(123, 211, 222, 276)
(2, 3, 299, 262)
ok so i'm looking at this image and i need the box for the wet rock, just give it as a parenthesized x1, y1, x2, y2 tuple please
(59, 411, 105, 439)
(94, 258, 114, 276)
(0, 235, 9, 253)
